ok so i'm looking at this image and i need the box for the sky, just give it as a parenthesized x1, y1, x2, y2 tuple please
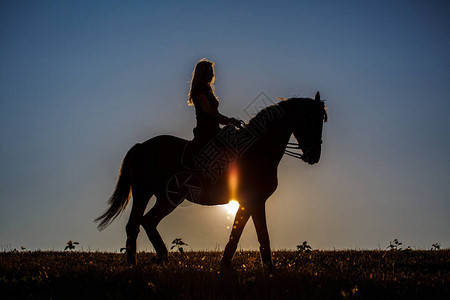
(1, 0, 449, 252)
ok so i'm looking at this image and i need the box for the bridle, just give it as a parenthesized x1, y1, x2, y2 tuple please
(284, 141, 323, 160)
(284, 101, 327, 160)
(284, 142, 303, 159)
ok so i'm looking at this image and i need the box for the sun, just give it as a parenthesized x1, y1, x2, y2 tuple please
(225, 200, 240, 215)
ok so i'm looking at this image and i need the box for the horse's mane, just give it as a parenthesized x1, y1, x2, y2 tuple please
(245, 98, 317, 130)
(246, 103, 281, 127)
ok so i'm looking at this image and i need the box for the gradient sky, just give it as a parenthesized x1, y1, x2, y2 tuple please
(1, 1, 449, 252)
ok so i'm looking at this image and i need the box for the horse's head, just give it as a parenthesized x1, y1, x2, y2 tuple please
(288, 92, 327, 165)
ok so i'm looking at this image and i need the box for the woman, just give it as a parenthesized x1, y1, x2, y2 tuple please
(188, 59, 241, 148)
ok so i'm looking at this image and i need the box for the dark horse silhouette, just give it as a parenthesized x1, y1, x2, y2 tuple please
(95, 92, 327, 267)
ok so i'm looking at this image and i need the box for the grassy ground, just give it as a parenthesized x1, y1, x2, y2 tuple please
(0, 250, 448, 299)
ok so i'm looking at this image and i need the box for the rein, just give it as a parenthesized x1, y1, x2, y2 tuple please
(284, 141, 322, 160)
(284, 142, 303, 159)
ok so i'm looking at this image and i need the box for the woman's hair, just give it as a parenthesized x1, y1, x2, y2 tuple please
(188, 58, 216, 106)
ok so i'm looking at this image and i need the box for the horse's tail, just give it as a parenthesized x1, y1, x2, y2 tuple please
(95, 145, 138, 231)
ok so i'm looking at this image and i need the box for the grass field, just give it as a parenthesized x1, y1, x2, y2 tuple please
(1, 250, 448, 299)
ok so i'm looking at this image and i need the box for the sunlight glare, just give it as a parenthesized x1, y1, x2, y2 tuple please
(225, 200, 240, 215)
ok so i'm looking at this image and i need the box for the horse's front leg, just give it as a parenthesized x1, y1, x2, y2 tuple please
(221, 204, 251, 266)
(251, 203, 272, 268)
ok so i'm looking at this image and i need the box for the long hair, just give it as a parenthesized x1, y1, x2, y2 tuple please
(188, 58, 216, 106)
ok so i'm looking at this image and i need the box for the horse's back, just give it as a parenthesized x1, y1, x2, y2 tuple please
(141, 135, 189, 148)
(138, 135, 188, 159)
(127, 135, 189, 186)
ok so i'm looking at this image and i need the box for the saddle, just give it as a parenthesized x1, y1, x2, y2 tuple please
(182, 124, 258, 183)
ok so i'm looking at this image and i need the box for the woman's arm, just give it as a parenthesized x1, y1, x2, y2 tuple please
(196, 94, 230, 125)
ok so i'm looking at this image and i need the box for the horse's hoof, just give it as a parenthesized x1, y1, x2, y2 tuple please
(151, 256, 168, 265)
(219, 258, 232, 269)
(127, 259, 137, 266)
(262, 261, 275, 274)
(127, 254, 137, 266)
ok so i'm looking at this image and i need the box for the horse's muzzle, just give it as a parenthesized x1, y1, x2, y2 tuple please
(302, 145, 321, 165)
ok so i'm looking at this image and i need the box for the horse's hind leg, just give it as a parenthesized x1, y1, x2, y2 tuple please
(125, 187, 152, 265)
(141, 197, 178, 261)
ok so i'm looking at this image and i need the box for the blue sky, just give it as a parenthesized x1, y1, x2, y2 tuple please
(1, 0, 449, 251)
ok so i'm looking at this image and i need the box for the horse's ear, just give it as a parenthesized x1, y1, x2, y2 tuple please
(314, 91, 321, 101)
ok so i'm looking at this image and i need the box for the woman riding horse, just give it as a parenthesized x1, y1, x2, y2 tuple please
(95, 62, 327, 268)
(188, 58, 242, 151)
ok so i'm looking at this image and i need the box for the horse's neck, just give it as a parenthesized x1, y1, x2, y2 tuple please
(262, 121, 291, 165)
(245, 108, 292, 165)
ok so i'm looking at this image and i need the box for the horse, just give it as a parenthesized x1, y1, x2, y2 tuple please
(95, 92, 327, 268)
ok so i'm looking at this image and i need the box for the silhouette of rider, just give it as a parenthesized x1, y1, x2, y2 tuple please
(188, 59, 241, 151)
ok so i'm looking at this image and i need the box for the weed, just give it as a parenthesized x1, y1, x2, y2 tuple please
(387, 239, 410, 251)
(64, 240, 79, 251)
(432, 243, 441, 250)
(170, 238, 188, 253)
(296, 241, 312, 253)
